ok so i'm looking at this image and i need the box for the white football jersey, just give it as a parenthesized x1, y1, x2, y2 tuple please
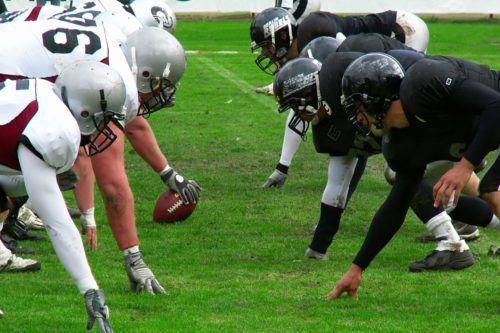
(0, 4, 64, 23)
(0, 79, 80, 175)
(0, 18, 139, 123)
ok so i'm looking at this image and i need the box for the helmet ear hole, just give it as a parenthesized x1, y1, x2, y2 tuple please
(80, 110, 90, 118)
(142, 70, 151, 78)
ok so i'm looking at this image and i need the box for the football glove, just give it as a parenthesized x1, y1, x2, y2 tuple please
(124, 251, 166, 295)
(84, 289, 113, 333)
(160, 168, 201, 204)
(262, 163, 289, 188)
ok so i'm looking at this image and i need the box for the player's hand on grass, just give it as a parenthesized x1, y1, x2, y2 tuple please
(262, 163, 288, 188)
(433, 158, 474, 208)
(326, 264, 362, 300)
(125, 251, 166, 295)
(82, 225, 98, 251)
(84, 289, 113, 333)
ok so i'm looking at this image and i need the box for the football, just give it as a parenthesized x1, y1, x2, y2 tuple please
(153, 189, 197, 223)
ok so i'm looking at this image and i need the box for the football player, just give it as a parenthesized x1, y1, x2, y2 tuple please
(328, 53, 500, 299)
(262, 33, 417, 189)
(0, 60, 124, 332)
(0, 11, 197, 294)
(274, 51, 489, 267)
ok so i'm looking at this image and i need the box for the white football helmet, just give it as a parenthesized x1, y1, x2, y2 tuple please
(129, 0, 177, 33)
(54, 60, 126, 155)
(121, 27, 186, 115)
(276, 0, 321, 24)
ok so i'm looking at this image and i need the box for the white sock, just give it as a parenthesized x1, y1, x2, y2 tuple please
(426, 211, 460, 241)
(279, 112, 303, 166)
(486, 215, 500, 231)
(436, 239, 469, 252)
(123, 245, 140, 256)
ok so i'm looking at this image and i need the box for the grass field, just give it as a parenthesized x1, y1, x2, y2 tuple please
(2, 21, 500, 332)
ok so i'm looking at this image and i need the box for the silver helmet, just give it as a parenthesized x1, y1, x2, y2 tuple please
(54, 60, 126, 156)
(121, 27, 186, 115)
(129, 0, 177, 34)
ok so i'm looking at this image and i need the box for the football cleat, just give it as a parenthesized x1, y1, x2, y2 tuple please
(17, 205, 44, 230)
(3, 217, 45, 241)
(452, 221, 480, 241)
(0, 234, 35, 254)
(409, 247, 475, 272)
(305, 247, 328, 260)
(255, 83, 274, 95)
(0, 254, 41, 273)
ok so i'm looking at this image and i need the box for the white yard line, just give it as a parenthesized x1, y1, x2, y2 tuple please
(196, 56, 276, 110)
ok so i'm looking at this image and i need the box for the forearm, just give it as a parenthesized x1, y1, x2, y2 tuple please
(353, 170, 424, 269)
(279, 111, 303, 167)
(125, 116, 168, 172)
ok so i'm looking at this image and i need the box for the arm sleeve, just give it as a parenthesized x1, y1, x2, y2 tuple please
(353, 169, 424, 269)
(18, 144, 97, 294)
(450, 80, 500, 166)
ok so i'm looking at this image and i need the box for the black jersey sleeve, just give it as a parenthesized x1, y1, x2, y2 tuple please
(337, 33, 414, 53)
(353, 168, 424, 269)
(296, 12, 342, 52)
(342, 10, 397, 37)
(449, 79, 500, 166)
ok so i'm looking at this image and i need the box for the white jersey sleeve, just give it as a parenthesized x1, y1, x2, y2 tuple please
(108, 39, 139, 125)
(22, 80, 80, 173)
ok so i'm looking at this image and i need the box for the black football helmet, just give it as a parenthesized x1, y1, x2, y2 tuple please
(341, 53, 404, 136)
(274, 57, 322, 137)
(299, 36, 341, 64)
(250, 7, 298, 75)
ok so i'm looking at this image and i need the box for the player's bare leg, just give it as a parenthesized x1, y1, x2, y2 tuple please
(91, 123, 165, 294)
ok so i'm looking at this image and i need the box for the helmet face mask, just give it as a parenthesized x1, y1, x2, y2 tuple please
(250, 8, 298, 75)
(139, 77, 177, 116)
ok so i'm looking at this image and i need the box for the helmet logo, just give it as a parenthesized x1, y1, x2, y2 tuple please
(263, 16, 290, 38)
(151, 6, 173, 29)
(283, 72, 316, 98)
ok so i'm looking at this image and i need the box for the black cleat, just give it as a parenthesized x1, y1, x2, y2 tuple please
(409, 249, 475, 272)
(452, 221, 480, 241)
(0, 234, 35, 254)
(3, 218, 45, 241)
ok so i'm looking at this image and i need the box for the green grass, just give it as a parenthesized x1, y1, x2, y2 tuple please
(2, 21, 500, 332)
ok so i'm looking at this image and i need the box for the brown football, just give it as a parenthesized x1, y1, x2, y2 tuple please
(153, 189, 197, 223)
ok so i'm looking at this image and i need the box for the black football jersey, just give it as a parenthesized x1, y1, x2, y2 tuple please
(394, 56, 500, 167)
(297, 10, 398, 52)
